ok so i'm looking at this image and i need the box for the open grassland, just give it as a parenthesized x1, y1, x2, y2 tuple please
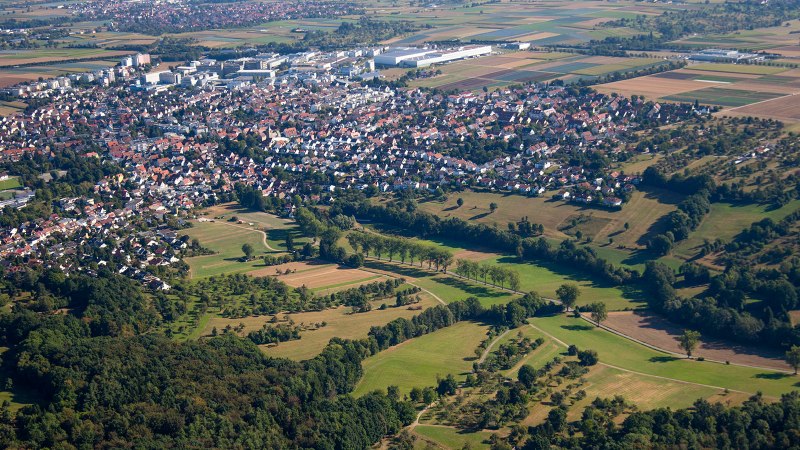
(353, 321, 490, 397)
(484, 254, 643, 310)
(532, 314, 800, 398)
(604, 310, 789, 370)
(253, 294, 439, 360)
(413, 426, 492, 450)
(180, 220, 275, 278)
(415, 188, 682, 250)
(672, 200, 800, 260)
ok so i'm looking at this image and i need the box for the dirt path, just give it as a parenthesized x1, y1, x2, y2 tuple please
(478, 329, 511, 364)
(218, 221, 279, 251)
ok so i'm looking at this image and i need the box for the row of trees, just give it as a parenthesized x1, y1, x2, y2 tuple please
(346, 231, 455, 272)
(454, 259, 521, 291)
(336, 201, 639, 285)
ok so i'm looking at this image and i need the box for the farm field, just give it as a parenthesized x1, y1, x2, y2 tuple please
(662, 87, 785, 107)
(353, 321, 490, 397)
(531, 313, 799, 398)
(730, 93, 800, 121)
(604, 310, 789, 370)
(408, 51, 669, 91)
(0, 48, 128, 67)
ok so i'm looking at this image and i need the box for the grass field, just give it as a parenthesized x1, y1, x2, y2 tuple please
(353, 321, 489, 397)
(257, 294, 439, 360)
(180, 221, 274, 278)
(672, 200, 800, 260)
(483, 254, 643, 310)
(414, 188, 682, 251)
(0, 177, 21, 190)
(413, 425, 492, 450)
(532, 314, 800, 398)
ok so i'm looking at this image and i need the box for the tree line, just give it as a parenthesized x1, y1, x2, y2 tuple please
(455, 258, 521, 291)
(335, 200, 639, 285)
(346, 231, 455, 272)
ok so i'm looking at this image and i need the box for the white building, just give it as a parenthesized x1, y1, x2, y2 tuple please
(375, 45, 492, 68)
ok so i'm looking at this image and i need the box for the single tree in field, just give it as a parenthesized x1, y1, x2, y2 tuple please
(678, 330, 701, 358)
(489, 202, 498, 213)
(242, 243, 254, 260)
(624, 222, 630, 231)
(457, 197, 464, 208)
(556, 283, 580, 311)
(590, 302, 607, 327)
(786, 345, 800, 374)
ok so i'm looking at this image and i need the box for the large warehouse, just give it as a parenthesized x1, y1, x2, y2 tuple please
(375, 45, 492, 68)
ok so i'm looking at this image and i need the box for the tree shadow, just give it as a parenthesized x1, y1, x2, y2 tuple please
(561, 324, 593, 331)
(469, 212, 492, 220)
(649, 356, 679, 363)
(755, 372, 792, 380)
(433, 276, 511, 299)
(364, 260, 431, 278)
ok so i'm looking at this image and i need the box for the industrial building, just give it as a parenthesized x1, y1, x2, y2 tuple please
(689, 49, 764, 63)
(374, 45, 492, 68)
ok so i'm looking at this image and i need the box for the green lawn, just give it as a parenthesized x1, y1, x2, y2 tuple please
(414, 425, 491, 450)
(353, 321, 489, 397)
(688, 63, 789, 75)
(0, 177, 21, 190)
(484, 255, 644, 311)
(180, 221, 276, 278)
(532, 314, 800, 398)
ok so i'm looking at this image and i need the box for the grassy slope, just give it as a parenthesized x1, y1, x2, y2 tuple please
(533, 314, 799, 398)
(353, 321, 489, 397)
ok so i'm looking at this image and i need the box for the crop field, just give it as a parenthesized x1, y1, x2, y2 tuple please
(410, 51, 670, 91)
(262, 261, 380, 289)
(604, 310, 789, 370)
(353, 321, 490, 397)
(662, 87, 786, 107)
(688, 63, 791, 76)
(0, 48, 128, 67)
(594, 75, 724, 100)
(532, 314, 799, 397)
(731, 93, 800, 121)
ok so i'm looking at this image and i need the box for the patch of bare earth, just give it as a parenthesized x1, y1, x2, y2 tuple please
(605, 310, 790, 370)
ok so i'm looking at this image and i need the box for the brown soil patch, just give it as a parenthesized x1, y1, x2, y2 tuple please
(452, 248, 496, 262)
(732, 93, 800, 120)
(247, 260, 333, 277)
(605, 310, 790, 370)
(594, 76, 719, 99)
(257, 261, 377, 289)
